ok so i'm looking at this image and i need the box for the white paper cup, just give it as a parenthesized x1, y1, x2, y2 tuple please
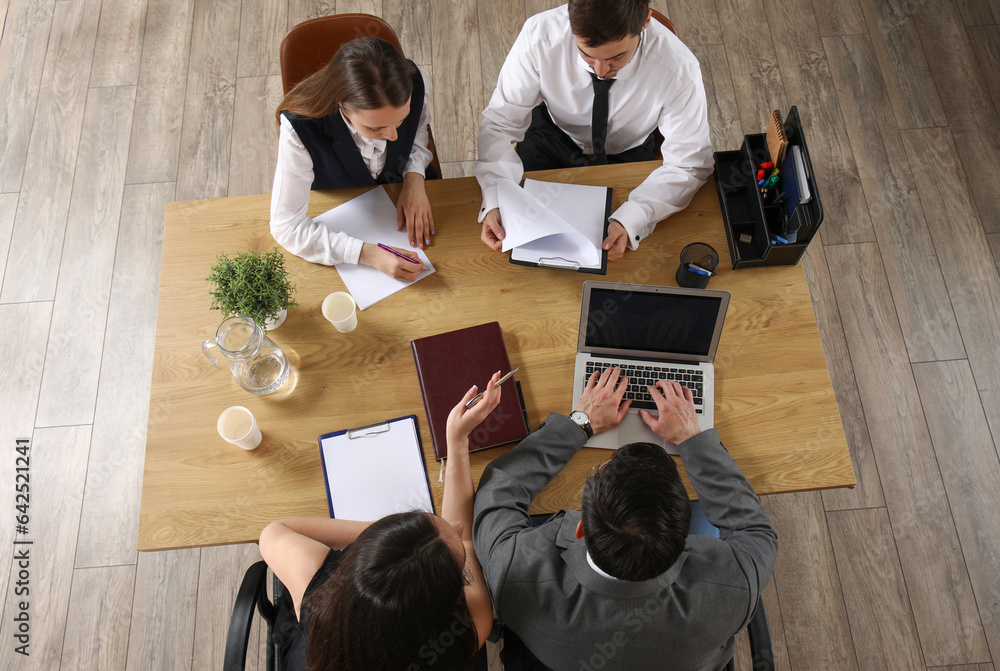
(217, 406, 262, 450)
(322, 292, 358, 333)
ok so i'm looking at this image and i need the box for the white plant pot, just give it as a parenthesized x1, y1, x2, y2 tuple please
(264, 308, 287, 330)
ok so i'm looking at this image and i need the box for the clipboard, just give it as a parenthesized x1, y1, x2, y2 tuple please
(501, 179, 612, 275)
(318, 415, 434, 520)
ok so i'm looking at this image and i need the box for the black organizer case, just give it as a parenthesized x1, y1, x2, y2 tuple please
(714, 106, 823, 268)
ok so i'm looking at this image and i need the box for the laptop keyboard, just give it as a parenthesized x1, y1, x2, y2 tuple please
(584, 360, 704, 414)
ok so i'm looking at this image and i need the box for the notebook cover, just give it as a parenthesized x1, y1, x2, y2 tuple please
(766, 109, 788, 166)
(411, 322, 529, 459)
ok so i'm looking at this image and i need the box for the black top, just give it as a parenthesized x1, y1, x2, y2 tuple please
(281, 62, 429, 190)
(274, 549, 345, 671)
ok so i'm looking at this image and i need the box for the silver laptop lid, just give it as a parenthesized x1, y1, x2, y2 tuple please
(577, 282, 731, 364)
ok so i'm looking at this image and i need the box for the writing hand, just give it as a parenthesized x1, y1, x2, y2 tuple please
(358, 243, 424, 281)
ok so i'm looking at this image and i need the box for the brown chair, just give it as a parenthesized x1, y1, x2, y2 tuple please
(279, 13, 443, 179)
(650, 8, 678, 37)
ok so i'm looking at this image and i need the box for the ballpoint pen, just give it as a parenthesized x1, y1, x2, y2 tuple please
(377, 243, 421, 265)
(466, 368, 519, 408)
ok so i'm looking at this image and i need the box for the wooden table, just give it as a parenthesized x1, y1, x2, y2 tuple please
(139, 162, 854, 551)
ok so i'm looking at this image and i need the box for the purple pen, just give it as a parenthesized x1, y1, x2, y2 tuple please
(377, 243, 421, 265)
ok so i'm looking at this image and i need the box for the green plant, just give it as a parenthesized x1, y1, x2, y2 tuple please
(207, 248, 298, 329)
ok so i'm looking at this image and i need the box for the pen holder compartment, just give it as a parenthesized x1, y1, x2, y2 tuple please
(714, 106, 822, 269)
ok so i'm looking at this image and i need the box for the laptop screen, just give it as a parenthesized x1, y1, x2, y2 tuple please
(578, 282, 730, 363)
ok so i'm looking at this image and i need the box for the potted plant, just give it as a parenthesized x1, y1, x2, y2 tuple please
(207, 247, 298, 330)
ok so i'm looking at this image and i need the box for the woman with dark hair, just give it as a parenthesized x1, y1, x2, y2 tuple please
(270, 36, 436, 281)
(259, 373, 502, 671)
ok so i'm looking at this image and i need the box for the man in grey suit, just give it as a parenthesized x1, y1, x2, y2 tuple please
(473, 367, 778, 671)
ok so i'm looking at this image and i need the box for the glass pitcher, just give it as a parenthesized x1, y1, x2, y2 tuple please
(202, 316, 289, 395)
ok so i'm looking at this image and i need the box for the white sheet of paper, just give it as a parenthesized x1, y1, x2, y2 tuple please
(497, 178, 605, 269)
(320, 417, 433, 520)
(314, 186, 435, 310)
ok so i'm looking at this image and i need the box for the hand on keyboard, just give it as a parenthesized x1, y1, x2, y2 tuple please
(638, 381, 702, 446)
(576, 366, 632, 435)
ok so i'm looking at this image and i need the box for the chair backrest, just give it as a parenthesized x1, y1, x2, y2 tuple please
(278, 13, 443, 179)
(280, 14, 403, 95)
(650, 9, 678, 37)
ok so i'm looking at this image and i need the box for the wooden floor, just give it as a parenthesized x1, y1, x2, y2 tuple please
(2, 0, 1000, 668)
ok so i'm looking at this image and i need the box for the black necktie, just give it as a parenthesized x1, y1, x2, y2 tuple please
(591, 74, 615, 164)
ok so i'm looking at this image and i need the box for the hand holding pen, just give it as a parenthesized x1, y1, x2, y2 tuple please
(360, 243, 424, 281)
(447, 371, 504, 451)
(466, 368, 519, 408)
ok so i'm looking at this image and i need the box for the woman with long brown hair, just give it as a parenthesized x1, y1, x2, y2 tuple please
(258, 373, 502, 670)
(270, 36, 436, 281)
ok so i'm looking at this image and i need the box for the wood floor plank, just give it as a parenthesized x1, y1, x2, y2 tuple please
(811, 0, 866, 36)
(477, 0, 524, 110)
(858, 0, 946, 129)
(913, 359, 1000, 664)
(968, 26, 1000, 118)
(383, 0, 432, 66)
(0, 0, 54, 192)
(908, 0, 1000, 233)
(61, 566, 135, 671)
(689, 43, 744, 153)
(0, 0, 101, 304)
(125, 548, 201, 671)
(76, 181, 171, 568)
(901, 126, 1000, 456)
(336, 0, 381, 15)
(35, 85, 136, 427)
(230, 75, 283, 198)
(0, 302, 51, 609)
(440, 161, 477, 179)
(430, 0, 482, 162)
(823, 34, 965, 362)
(0, 192, 17, 292)
(717, 0, 788, 130)
(124, 0, 195, 185)
(758, 579, 791, 671)
(933, 665, 997, 671)
(237, 0, 285, 78)
(826, 241, 990, 665)
(957, 0, 1000, 25)
(827, 508, 925, 670)
(524, 0, 561, 19)
(286, 0, 336, 29)
(174, 0, 241, 202)
(761, 491, 858, 669)
(799, 243, 884, 511)
(665, 0, 723, 47)
(763, 0, 874, 245)
(990, 233, 1000, 272)
(0, 426, 91, 670)
(191, 544, 263, 671)
(91, 0, 147, 87)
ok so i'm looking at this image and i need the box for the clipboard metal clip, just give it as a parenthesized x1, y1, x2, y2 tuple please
(347, 421, 391, 439)
(537, 256, 581, 270)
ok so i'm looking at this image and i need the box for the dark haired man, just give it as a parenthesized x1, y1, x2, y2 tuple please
(473, 369, 777, 670)
(475, 0, 714, 262)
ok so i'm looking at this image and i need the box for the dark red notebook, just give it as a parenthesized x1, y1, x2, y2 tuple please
(411, 322, 529, 459)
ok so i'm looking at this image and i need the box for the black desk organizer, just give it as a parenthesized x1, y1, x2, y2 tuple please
(714, 106, 823, 268)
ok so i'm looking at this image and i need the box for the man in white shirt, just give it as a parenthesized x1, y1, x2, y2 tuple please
(476, 0, 714, 260)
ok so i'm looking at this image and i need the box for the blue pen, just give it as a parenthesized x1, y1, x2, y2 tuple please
(769, 234, 788, 245)
(687, 263, 715, 276)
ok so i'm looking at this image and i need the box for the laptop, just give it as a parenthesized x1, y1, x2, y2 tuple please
(571, 281, 731, 454)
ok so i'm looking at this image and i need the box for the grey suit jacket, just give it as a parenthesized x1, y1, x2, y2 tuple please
(473, 413, 778, 671)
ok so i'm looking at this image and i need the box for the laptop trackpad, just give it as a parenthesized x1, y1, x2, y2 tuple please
(618, 415, 678, 455)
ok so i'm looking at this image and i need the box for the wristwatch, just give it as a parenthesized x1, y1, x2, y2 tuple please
(569, 410, 594, 439)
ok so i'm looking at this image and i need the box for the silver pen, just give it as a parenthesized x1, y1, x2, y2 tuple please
(465, 368, 519, 408)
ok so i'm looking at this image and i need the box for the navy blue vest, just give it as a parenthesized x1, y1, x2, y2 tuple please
(283, 64, 431, 189)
